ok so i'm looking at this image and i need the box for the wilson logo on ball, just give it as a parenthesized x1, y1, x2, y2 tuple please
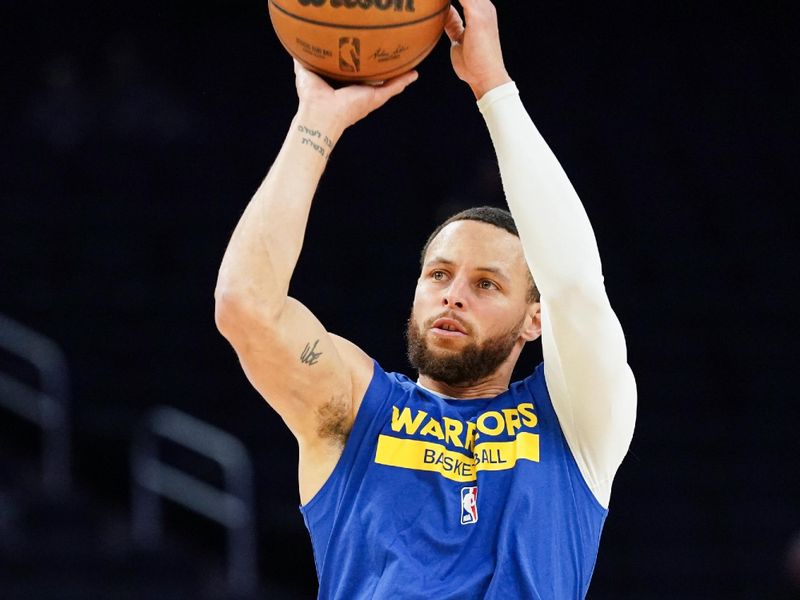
(296, 0, 416, 11)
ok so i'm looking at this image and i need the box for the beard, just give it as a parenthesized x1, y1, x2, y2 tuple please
(405, 312, 526, 387)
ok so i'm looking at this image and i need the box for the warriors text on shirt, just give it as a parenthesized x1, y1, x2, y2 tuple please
(374, 403, 541, 482)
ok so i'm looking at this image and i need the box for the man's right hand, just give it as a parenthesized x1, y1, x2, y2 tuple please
(293, 60, 419, 136)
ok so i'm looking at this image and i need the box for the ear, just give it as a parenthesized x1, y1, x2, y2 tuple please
(520, 302, 542, 342)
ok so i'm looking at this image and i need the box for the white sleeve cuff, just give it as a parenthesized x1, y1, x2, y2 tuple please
(477, 81, 520, 114)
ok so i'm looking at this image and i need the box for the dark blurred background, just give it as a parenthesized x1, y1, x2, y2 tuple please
(1, 0, 798, 598)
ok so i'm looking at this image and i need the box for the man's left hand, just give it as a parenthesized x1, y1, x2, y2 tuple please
(444, 0, 512, 100)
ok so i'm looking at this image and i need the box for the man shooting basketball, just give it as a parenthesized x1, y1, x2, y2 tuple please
(215, 0, 637, 597)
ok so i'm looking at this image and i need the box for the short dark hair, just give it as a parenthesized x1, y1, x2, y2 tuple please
(419, 206, 540, 303)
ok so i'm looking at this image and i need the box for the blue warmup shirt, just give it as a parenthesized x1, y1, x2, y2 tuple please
(300, 360, 608, 599)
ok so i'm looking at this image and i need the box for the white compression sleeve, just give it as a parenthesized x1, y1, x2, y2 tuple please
(478, 82, 637, 508)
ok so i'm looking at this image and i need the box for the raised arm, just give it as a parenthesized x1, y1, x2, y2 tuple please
(446, 0, 636, 508)
(214, 62, 417, 502)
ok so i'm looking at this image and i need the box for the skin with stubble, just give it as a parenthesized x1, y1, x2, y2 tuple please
(406, 220, 542, 396)
(406, 312, 525, 387)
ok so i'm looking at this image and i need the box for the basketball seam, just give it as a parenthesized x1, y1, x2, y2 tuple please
(269, 0, 450, 30)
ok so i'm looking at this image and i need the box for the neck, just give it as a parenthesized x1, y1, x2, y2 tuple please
(417, 374, 510, 399)
(417, 352, 518, 399)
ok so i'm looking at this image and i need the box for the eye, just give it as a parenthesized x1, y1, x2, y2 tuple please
(431, 270, 447, 281)
(478, 279, 498, 290)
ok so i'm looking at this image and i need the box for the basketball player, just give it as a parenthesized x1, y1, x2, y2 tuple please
(215, 0, 636, 597)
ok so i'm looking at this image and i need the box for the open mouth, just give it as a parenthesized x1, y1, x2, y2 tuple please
(431, 317, 468, 337)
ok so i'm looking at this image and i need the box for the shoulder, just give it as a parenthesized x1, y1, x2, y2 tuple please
(327, 336, 419, 417)
(510, 362, 547, 397)
(328, 334, 376, 419)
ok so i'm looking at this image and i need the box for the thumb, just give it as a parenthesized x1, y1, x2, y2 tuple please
(444, 5, 465, 44)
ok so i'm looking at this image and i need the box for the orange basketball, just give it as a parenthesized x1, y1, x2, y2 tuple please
(268, 0, 450, 83)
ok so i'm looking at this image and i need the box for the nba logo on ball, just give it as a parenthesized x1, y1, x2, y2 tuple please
(338, 37, 361, 72)
(460, 486, 478, 525)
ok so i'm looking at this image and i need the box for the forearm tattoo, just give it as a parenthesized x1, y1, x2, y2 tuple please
(298, 125, 334, 159)
(300, 339, 323, 366)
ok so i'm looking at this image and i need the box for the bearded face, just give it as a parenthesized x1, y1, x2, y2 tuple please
(405, 312, 526, 387)
(408, 220, 541, 389)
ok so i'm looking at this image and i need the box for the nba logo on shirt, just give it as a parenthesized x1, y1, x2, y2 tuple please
(460, 486, 478, 525)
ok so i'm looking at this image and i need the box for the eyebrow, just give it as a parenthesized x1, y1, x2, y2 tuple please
(424, 257, 511, 282)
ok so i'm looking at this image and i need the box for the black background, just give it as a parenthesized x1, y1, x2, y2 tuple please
(1, 1, 798, 598)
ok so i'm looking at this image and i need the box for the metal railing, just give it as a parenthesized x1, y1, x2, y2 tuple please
(0, 313, 71, 493)
(131, 405, 258, 596)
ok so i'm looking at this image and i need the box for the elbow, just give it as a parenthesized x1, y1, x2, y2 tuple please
(214, 287, 279, 339)
(214, 287, 245, 338)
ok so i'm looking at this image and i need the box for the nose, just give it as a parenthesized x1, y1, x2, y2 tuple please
(442, 276, 467, 309)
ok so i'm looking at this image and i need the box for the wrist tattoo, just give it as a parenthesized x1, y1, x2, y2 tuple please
(298, 124, 334, 159)
(300, 339, 323, 366)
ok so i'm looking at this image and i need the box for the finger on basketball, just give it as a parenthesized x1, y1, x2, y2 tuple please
(444, 6, 465, 43)
(455, 0, 495, 24)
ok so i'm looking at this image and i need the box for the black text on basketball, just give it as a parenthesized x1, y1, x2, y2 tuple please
(296, 0, 416, 11)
